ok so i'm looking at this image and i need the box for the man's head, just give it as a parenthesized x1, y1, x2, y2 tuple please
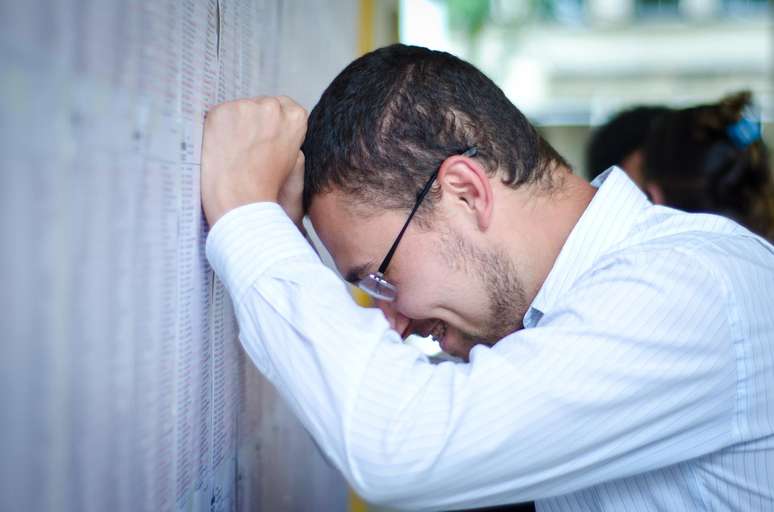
(302, 44, 581, 359)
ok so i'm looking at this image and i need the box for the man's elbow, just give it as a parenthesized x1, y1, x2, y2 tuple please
(349, 472, 428, 510)
(345, 443, 446, 509)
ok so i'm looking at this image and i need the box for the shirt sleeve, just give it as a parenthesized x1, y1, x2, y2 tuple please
(206, 203, 737, 510)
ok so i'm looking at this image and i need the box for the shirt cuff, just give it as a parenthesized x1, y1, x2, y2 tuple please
(205, 202, 319, 303)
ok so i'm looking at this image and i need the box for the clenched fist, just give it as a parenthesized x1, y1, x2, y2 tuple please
(201, 96, 307, 227)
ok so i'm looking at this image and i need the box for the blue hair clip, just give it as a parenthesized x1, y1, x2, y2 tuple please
(726, 106, 762, 149)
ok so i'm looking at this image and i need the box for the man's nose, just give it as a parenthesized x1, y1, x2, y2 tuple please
(375, 299, 410, 338)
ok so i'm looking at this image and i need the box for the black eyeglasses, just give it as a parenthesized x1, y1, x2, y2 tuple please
(357, 147, 478, 301)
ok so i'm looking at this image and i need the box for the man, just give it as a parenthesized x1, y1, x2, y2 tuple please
(201, 45, 774, 510)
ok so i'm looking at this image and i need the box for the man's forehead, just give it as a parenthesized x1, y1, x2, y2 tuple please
(308, 190, 392, 236)
(308, 190, 359, 237)
(308, 191, 389, 277)
(309, 188, 369, 216)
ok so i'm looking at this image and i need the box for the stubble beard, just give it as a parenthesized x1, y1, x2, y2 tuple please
(443, 231, 529, 348)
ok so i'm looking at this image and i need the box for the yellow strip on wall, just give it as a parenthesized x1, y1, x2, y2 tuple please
(351, 286, 375, 307)
(349, 3, 378, 510)
(358, 0, 375, 55)
(350, 489, 370, 512)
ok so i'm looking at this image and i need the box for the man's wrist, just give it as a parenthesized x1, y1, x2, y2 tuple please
(208, 188, 279, 227)
(205, 202, 318, 303)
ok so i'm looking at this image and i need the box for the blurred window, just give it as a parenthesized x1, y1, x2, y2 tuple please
(636, 0, 680, 19)
(723, 0, 769, 15)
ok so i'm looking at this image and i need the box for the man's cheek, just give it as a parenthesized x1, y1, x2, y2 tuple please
(393, 296, 423, 321)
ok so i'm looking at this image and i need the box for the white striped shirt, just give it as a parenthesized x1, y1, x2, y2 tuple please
(206, 168, 774, 511)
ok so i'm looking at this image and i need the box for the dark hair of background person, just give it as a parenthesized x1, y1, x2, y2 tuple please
(585, 106, 670, 180)
(302, 44, 569, 218)
(643, 91, 774, 241)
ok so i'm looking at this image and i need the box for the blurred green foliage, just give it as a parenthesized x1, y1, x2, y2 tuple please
(447, 0, 490, 37)
(446, 0, 567, 38)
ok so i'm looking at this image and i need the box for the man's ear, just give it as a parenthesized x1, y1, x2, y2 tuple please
(436, 154, 494, 231)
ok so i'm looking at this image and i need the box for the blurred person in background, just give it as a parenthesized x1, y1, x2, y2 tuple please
(643, 91, 774, 242)
(586, 106, 670, 186)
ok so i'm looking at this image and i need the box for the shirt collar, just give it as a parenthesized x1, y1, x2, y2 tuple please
(522, 167, 651, 328)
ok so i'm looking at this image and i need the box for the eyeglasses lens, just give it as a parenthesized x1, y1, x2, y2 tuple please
(358, 273, 397, 302)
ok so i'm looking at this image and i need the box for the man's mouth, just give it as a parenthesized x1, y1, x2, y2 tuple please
(430, 321, 448, 351)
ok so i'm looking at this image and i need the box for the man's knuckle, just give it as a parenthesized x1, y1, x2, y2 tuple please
(205, 104, 224, 121)
(290, 104, 307, 120)
(257, 97, 282, 116)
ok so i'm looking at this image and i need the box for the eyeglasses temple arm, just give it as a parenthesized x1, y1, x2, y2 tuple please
(376, 147, 477, 275)
(377, 170, 438, 274)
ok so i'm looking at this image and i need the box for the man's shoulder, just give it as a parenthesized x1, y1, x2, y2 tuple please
(607, 207, 773, 268)
(580, 207, 774, 307)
